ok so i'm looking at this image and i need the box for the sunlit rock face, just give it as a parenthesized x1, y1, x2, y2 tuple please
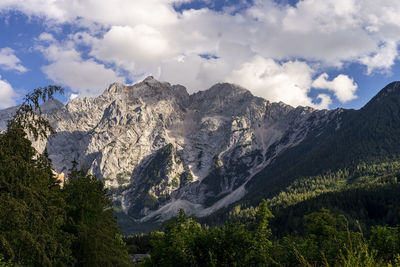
(0, 77, 338, 221)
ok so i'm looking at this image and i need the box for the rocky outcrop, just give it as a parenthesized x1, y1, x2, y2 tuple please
(0, 77, 338, 221)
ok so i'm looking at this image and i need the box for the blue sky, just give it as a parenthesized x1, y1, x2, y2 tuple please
(0, 0, 399, 110)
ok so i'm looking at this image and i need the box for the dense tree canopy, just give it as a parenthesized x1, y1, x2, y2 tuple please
(145, 201, 275, 267)
(135, 206, 400, 267)
(63, 163, 130, 266)
(0, 86, 73, 266)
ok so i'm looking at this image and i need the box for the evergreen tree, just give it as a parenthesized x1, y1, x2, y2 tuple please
(0, 86, 73, 266)
(149, 209, 202, 266)
(63, 163, 130, 266)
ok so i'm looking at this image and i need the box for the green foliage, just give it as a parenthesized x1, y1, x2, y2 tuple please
(272, 209, 400, 267)
(278, 210, 391, 267)
(265, 160, 400, 211)
(293, 209, 363, 266)
(138, 206, 400, 267)
(144, 201, 275, 267)
(123, 234, 153, 254)
(369, 226, 400, 263)
(0, 88, 73, 266)
(0, 254, 11, 267)
(9, 85, 63, 141)
(147, 210, 202, 266)
(270, 181, 400, 238)
(63, 165, 131, 266)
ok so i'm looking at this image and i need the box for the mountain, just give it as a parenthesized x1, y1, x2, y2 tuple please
(1, 78, 399, 232)
(245, 81, 400, 203)
(235, 81, 400, 236)
(0, 77, 337, 222)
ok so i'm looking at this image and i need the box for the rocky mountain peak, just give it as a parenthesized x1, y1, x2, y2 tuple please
(106, 82, 126, 95)
(0, 77, 340, 223)
(142, 75, 159, 84)
(105, 77, 189, 109)
(189, 82, 264, 116)
(191, 83, 252, 102)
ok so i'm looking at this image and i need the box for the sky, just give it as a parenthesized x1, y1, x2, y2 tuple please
(0, 0, 400, 110)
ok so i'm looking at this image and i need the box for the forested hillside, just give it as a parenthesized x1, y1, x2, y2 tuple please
(246, 81, 400, 203)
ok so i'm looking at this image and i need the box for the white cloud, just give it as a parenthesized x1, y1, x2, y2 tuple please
(315, 94, 333, 109)
(359, 41, 398, 74)
(3, 0, 400, 108)
(246, 0, 400, 71)
(226, 56, 331, 108)
(91, 25, 172, 73)
(226, 56, 357, 109)
(37, 32, 57, 43)
(0, 47, 27, 73)
(0, 0, 186, 27)
(0, 75, 17, 108)
(312, 73, 358, 103)
(37, 37, 125, 97)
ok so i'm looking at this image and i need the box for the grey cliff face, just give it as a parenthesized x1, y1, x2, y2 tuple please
(0, 77, 338, 221)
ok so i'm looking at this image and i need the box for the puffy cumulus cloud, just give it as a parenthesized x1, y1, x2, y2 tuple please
(281, 0, 359, 33)
(249, 0, 400, 70)
(0, 47, 27, 73)
(0, 75, 17, 108)
(359, 41, 398, 74)
(226, 56, 357, 109)
(4, 0, 400, 108)
(37, 32, 57, 43)
(312, 73, 358, 103)
(246, 0, 384, 68)
(0, 0, 187, 27)
(315, 94, 333, 109)
(226, 56, 333, 109)
(91, 25, 171, 73)
(0, 0, 66, 23)
(37, 35, 125, 97)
